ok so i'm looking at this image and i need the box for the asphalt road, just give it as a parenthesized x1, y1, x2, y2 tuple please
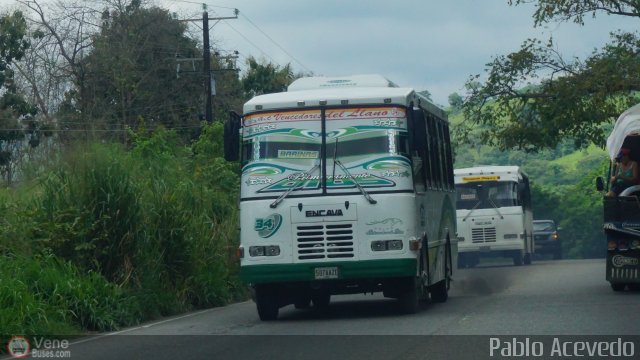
(15, 259, 640, 359)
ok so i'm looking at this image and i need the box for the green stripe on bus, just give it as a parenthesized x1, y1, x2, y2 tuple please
(241, 258, 417, 284)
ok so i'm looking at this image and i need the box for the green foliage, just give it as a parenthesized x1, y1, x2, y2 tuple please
(0, 253, 139, 335)
(0, 11, 39, 185)
(508, 0, 640, 27)
(448, 92, 463, 113)
(530, 161, 608, 259)
(0, 10, 30, 87)
(0, 118, 247, 335)
(0, 124, 243, 334)
(33, 144, 140, 283)
(241, 56, 295, 98)
(452, 109, 608, 258)
(460, 1, 640, 152)
(75, 5, 204, 137)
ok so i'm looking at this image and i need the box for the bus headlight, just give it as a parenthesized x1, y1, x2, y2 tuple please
(619, 240, 629, 251)
(371, 240, 404, 251)
(249, 245, 280, 257)
(387, 240, 403, 250)
(631, 240, 640, 250)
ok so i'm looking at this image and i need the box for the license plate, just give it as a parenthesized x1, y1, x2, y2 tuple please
(314, 267, 339, 280)
(479, 246, 491, 252)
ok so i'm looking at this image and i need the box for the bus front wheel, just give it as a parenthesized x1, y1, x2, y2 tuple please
(255, 285, 279, 321)
(311, 293, 331, 309)
(398, 278, 420, 314)
(611, 283, 626, 292)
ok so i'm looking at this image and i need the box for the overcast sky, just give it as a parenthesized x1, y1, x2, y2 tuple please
(93, 1, 640, 105)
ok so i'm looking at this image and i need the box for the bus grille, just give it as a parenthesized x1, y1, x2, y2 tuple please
(610, 267, 640, 281)
(472, 227, 497, 243)
(296, 223, 354, 260)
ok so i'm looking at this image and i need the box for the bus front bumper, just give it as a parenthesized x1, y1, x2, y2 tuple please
(240, 258, 417, 284)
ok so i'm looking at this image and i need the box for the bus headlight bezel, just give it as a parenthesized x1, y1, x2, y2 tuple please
(371, 240, 404, 251)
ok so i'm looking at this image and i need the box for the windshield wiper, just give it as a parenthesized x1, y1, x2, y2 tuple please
(462, 201, 482, 222)
(270, 163, 319, 209)
(487, 197, 504, 219)
(334, 159, 377, 205)
(331, 137, 376, 204)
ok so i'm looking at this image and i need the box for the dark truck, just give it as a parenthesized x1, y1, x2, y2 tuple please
(596, 103, 640, 292)
(533, 220, 562, 260)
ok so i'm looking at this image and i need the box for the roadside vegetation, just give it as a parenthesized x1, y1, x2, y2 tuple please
(1, 124, 243, 335)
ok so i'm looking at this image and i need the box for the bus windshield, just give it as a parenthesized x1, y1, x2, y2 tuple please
(242, 132, 409, 165)
(240, 107, 413, 198)
(456, 181, 519, 210)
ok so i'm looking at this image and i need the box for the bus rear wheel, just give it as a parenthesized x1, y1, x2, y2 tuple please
(431, 244, 451, 303)
(513, 252, 523, 266)
(430, 279, 448, 303)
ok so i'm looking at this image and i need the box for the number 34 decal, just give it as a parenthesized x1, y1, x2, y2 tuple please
(254, 214, 283, 238)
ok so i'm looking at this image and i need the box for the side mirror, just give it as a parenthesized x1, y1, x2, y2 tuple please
(224, 111, 241, 161)
(595, 176, 604, 192)
(411, 109, 427, 153)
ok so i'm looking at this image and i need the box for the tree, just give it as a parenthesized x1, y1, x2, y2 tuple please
(459, 0, 640, 152)
(241, 56, 295, 98)
(15, 0, 98, 123)
(0, 10, 38, 185)
(448, 92, 463, 112)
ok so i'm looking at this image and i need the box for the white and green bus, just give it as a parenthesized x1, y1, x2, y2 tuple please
(224, 75, 457, 320)
(454, 166, 534, 267)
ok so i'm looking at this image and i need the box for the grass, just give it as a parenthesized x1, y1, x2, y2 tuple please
(0, 124, 244, 336)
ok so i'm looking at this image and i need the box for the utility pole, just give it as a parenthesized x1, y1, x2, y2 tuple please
(180, 6, 238, 123)
(202, 11, 212, 123)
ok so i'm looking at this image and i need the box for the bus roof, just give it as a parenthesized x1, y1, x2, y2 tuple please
(454, 165, 525, 183)
(243, 74, 447, 119)
(243, 86, 415, 115)
(287, 74, 398, 91)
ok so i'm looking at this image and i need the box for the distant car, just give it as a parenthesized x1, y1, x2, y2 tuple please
(533, 220, 562, 259)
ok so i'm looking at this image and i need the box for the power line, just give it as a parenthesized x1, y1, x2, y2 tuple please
(220, 20, 277, 64)
(165, 0, 237, 11)
(237, 11, 312, 73)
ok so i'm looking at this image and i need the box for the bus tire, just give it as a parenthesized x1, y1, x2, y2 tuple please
(611, 283, 626, 292)
(431, 242, 451, 303)
(523, 253, 532, 265)
(398, 278, 420, 314)
(255, 285, 279, 321)
(294, 297, 311, 309)
(311, 293, 331, 309)
(457, 255, 466, 269)
(430, 279, 448, 303)
(513, 252, 523, 266)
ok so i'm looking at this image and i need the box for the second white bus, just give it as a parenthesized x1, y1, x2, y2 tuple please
(454, 166, 534, 267)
